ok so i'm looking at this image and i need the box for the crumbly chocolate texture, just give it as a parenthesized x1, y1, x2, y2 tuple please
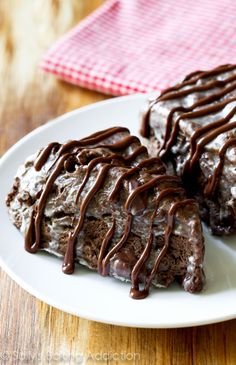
(142, 64, 236, 235)
(6, 127, 205, 298)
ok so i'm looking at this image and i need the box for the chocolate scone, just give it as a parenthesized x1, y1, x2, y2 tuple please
(141, 64, 236, 235)
(6, 127, 204, 298)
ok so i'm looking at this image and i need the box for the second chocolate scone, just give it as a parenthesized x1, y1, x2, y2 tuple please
(141, 64, 236, 235)
(6, 127, 204, 299)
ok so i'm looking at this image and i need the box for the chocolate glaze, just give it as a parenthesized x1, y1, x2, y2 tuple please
(24, 127, 198, 299)
(141, 64, 236, 199)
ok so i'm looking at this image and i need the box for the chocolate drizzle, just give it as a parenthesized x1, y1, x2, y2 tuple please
(204, 138, 236, 197)
(24, 127, 197, 299)
(141, 64, 236, 198)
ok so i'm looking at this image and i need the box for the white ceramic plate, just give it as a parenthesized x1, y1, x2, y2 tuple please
(0, 94, 236, 328)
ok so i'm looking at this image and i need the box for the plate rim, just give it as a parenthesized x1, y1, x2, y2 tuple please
(0, 93, 146, 168)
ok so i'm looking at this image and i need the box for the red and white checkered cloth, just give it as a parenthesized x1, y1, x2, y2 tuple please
(41, 0, 236, 96)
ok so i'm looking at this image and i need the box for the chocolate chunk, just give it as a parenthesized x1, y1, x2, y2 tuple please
(142, 64, 236, 235)
(7, 127, 204, 298)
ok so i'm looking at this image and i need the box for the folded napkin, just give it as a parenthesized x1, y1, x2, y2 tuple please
(41, 0, 236, 95)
